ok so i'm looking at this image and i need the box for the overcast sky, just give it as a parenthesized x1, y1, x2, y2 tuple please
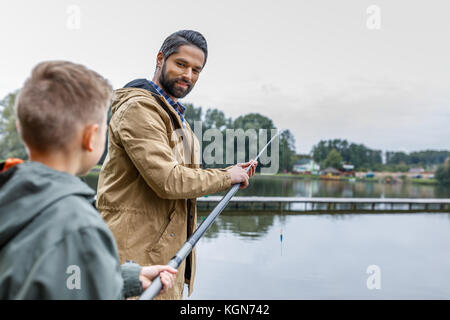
(1, 0, 449, 154)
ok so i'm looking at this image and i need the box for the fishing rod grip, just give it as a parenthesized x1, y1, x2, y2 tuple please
(139, 259, 179, 300)
(139, 276, 162, 300)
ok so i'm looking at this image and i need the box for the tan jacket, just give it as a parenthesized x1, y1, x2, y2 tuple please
(96, 83, 232, 299)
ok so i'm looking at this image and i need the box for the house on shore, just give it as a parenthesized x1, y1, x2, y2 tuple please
(321, 167, 342, 176)
(341, 163, 355, 177)
(292, 159, 320, 174)
(355, 169, 435, 180)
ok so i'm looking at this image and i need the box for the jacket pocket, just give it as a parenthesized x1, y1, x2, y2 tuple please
(144, 201, 177, 258)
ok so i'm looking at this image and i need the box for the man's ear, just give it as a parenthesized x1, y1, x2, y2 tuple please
(156, 52, 165, 70)
(81, 124, 99, 152)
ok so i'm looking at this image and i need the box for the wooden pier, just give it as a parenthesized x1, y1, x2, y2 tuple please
(197, 196, 450, 213)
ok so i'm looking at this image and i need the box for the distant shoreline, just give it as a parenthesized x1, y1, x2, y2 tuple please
(83, 169, 440, 186)
(258, 173, 439, 186)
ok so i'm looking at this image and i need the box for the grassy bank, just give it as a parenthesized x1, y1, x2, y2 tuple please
(264, 173, 438, 185)
(409, 178, 438, 185)
(83, 169, 439, 186)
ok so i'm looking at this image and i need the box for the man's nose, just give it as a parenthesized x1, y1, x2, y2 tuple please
(181, 68, 193, 82)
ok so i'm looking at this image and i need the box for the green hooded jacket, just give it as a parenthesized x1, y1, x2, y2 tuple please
(0, 162, 143, 299)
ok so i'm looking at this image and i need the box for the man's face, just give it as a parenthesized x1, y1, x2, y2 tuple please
(157, 45, 205, 99)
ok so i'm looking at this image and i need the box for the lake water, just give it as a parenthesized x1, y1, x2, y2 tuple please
(190, 178, 450, 299)
(83, 174, 450, 299)
(187, 211, 450, 299)
(211, 175, 450, 199)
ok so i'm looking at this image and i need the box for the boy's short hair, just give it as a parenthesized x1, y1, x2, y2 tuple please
(15, 61, 113, 152)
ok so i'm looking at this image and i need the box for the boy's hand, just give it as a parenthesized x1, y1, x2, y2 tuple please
(139, 265, 177, 295)
(227, 160, 258, 190)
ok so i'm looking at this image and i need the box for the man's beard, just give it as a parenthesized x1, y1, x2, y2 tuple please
(159, 63, 193, 99)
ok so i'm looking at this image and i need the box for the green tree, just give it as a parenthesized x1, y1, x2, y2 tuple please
(229, 113, 276, 169)
(180, 103, 297, 174)
(312, 139, 382, 170)
(232, 113, 275, 131)
(0, 91, 27, 160)
(323, 149, 342, 169)
(435, 164, 450, 186)
(386, 150, 449, 168)
(312, 140, 328, 164)
(385, 151, 409, 165)
(279, 129, 296, 172)
(184, 103, 203, 129)
(204, 108, 231, 130)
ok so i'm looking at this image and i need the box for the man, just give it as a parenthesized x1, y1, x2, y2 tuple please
(97, 30, 257, 299)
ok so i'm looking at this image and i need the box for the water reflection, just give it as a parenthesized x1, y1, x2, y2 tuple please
(83, 173, 450, 199)
(215, 176, 450, 199)
(199, 212, 276, 240)
(198, 210, 381, 240)
(189, 212, 450, 299)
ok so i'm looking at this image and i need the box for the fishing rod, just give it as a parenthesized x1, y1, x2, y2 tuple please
(139, 130, 284, 300)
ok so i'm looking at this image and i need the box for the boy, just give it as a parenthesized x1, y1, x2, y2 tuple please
(0, 61, 176, 299)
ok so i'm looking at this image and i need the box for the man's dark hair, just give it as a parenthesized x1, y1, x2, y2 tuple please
(159, 30, 208, 66)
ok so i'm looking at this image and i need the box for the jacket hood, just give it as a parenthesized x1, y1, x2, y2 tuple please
(0, 162, 95, 249)
(111, 78, 158, 115)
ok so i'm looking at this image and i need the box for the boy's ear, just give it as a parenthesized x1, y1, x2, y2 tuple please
(81, 124, 99, 152)
(16, 120, 21, 134)
(15, 120, 30, 156)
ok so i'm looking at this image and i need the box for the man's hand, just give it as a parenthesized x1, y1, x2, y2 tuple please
(227, 160, 258, 190)
(139, 265, 177, 295)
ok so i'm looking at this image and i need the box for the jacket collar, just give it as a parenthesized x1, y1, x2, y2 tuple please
(123, 79, 184, 130)
(123, 78, 159, 95)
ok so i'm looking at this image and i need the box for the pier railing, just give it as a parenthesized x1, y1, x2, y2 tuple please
(197, 196, 450, 213)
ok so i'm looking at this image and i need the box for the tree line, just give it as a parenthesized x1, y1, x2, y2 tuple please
(183, 103, 297, 172)
(312, 139, 383, 171)
(0, 92, 298, 173)
(1, 91, 449, 185)
(311, 138, 450, 185)
(385, 150, 449, 167)
(312, 138, 449, 170)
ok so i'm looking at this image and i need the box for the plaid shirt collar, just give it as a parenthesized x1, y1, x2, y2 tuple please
(148, 80, 186, 128)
